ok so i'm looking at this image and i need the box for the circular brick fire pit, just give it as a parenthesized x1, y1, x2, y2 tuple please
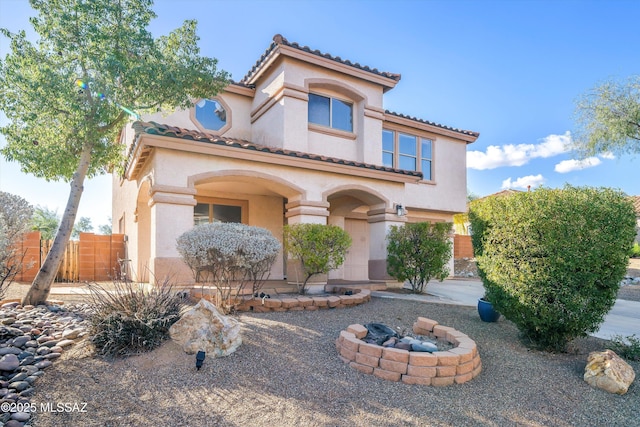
(335, 317, 481, 386)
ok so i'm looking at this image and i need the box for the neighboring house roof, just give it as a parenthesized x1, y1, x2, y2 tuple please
(473, 189, 523, 202)
(384, 110, 480, 140)
(126, 121, 424, 180)
(629, 195, 640, 216)
(240, 34, 401, 86)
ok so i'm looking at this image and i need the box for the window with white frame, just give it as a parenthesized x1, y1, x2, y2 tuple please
(308, 93, 353, 132)
(382, 129, 433, 180)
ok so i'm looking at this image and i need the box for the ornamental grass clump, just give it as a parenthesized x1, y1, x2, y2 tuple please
(176, 223, 281, 312)
(469, 186, 636, 351)
(386, 222, 453, 294)
(86, 278, 186, 357)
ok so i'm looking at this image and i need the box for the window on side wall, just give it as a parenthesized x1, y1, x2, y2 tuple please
(308, 93, 353, 132)
(194, 200, 246, 225)
(382, 129, 433, 180)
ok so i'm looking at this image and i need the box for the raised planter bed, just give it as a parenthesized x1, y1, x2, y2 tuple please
(335, 317, 481, 386)
(192, 289, 371, 312)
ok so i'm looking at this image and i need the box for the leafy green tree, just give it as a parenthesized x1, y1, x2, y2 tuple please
(0, 192, 34, 298)
(386, 222, 453, 294)
(98, 220, 112, 236)
(31, 206, 60, 240)
(573, 76, 640, 157)
(283, 224, 352, 295)
(72, 216, 93, 239)
(0, 0, 229, 304)
(469, 186, 636, 351)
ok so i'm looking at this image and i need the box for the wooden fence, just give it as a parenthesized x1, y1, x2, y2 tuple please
(454, 234, 474, 259)
(14, 232, 126, 283)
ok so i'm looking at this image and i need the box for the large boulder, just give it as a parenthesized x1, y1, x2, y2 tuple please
(169, 299, 242, 357)
(584, 349, 636, 395)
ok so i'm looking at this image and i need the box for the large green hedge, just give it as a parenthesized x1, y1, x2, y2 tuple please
(469, 186, 636, 351)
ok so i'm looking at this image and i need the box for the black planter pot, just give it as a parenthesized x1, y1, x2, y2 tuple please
(477, 298, 500, 322)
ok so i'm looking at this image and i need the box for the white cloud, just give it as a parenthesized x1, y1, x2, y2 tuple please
(501, 174, 546, 190)
(599, 152, 616, 160)
(467, 131, 572, 170)
(554, 157, 601, 173)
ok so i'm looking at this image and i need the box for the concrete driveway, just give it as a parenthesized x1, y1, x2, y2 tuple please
(372, 278, 640, 340)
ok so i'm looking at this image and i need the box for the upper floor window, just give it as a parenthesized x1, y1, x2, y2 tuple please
(308, 93, 353, 132)
(382, 129, 433, 180)
(194, 99, 227, 132)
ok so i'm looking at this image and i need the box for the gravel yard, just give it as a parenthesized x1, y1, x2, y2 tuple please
(28, 297, 639, 427)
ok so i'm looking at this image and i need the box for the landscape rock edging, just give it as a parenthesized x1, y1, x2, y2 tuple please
(193, 289, 372, 312)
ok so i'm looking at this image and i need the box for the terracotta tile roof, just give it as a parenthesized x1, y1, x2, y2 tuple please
(240, 34, 401, 85)
(629, 195, 640, 215)
(127, 121, 423, 179)
(385, 110, 480, 138)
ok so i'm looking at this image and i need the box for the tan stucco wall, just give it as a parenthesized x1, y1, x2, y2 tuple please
(114, 43, 476, 286)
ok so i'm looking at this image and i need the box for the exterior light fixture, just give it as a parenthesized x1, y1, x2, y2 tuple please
(395, 204, 406, 217)
(196, 350, 206, 370)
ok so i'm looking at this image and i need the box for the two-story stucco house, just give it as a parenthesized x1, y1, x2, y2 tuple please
(112, 34, 479, 286)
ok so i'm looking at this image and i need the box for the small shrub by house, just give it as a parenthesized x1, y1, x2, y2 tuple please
(469, 185, 636, 351)
(283, 223, 352, 294)
(386, 222, 453, 293)
(177, 223, 281, 311)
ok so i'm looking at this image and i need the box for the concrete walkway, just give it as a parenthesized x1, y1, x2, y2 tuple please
(372, 278, 640, 341)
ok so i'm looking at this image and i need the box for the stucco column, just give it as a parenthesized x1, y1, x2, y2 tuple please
(148, 185, 197, 285)
(327, 215, 345, 280)
(284, 200, 329, 224)
(367, 207, 407, 281)
(284, 200, 330, 288)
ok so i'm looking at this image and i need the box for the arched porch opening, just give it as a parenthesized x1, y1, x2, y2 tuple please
(324, 185, 390, 281)
(189, 170, 306, 281)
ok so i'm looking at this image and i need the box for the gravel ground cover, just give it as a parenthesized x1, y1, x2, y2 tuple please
(27, 297, 639, 427)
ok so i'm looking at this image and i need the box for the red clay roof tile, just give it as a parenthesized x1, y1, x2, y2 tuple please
(128, 121, 423, 179)
(240, 34, 401, 85)
(385, 110, 480, 138)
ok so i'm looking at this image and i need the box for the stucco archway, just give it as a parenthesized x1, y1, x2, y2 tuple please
(188, 169, 309, 281)
(134, 177, 152, 283)
(323, 185, 391, 281)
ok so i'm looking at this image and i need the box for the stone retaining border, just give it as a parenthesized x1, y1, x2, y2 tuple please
(336, 316, 482, 386)
(194, 289, 372, 312)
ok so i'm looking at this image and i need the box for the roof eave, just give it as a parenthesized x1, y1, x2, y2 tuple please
(384, 112, 479, 143)
(244, 44, 401, 91)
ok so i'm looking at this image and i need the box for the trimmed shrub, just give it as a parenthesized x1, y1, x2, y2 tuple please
(0, 192, 34, 298)
(176, 223, 281, 312)
(283, 224, 352, 295)
(86, 279, 185, 357)
(469, 186, 636, 351)
(386, 222, 453, 294)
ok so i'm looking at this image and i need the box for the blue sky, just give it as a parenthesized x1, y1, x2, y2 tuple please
(1, 0, 639, 227)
